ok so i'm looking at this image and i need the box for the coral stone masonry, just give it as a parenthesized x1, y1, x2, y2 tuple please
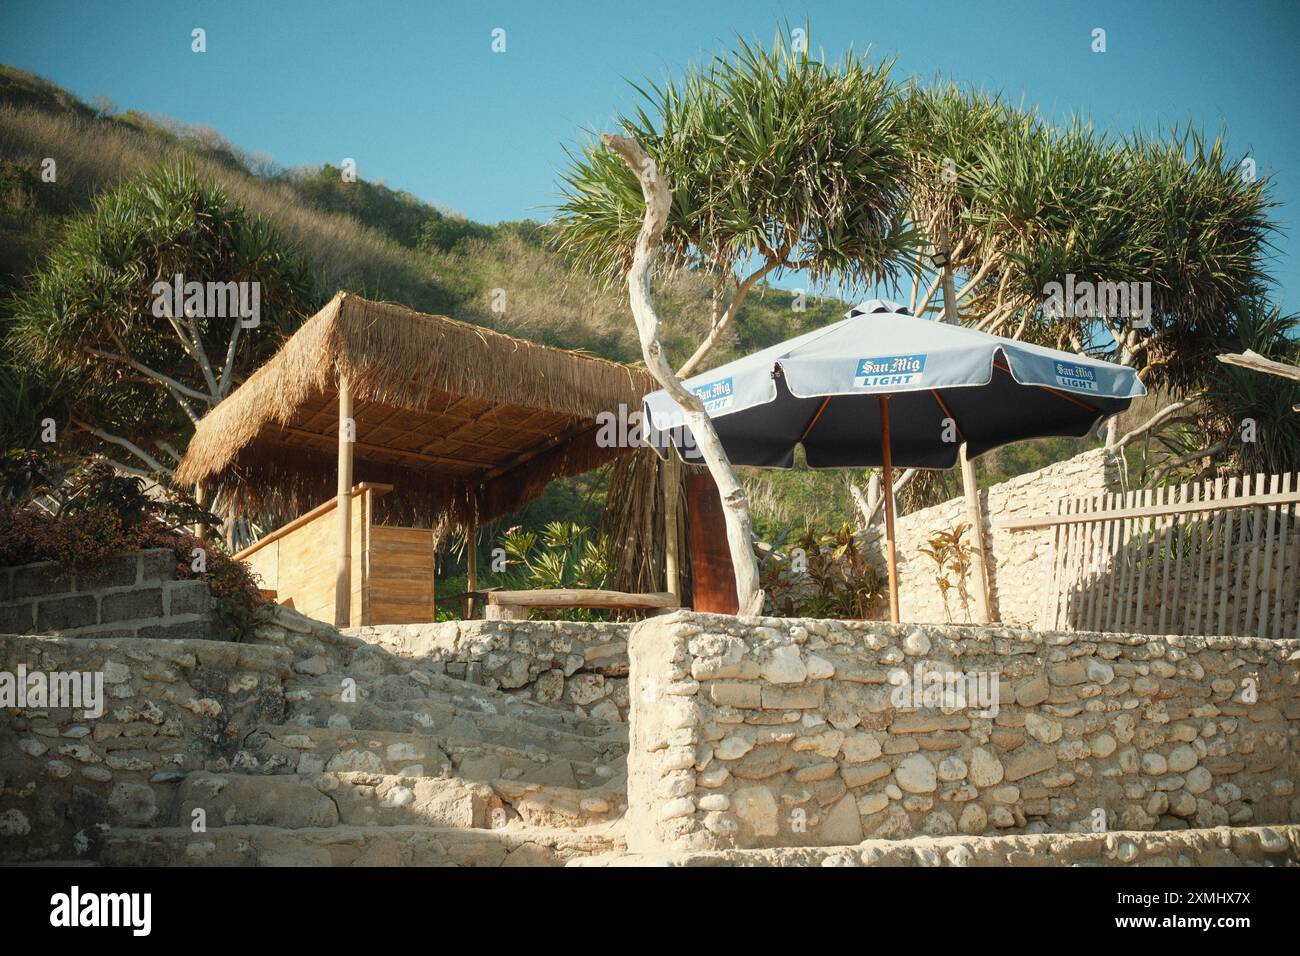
(626, 611, 1300, 853)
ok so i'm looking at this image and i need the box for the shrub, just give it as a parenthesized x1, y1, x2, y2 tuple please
(0, 449, 268, 639)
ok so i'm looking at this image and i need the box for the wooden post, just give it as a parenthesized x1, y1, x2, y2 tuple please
(193, 481, 207, 542)
(334, 376, 354, 628)
(937, 224, 993, 624)
(465, 511, 478, 619)
(880, 396, 900, 623)
(663, 454, 681, 599)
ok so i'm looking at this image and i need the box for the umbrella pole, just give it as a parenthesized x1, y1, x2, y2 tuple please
(880, 395, 901, 623)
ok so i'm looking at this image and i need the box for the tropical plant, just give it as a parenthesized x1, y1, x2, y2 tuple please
(4, 160, 318, 478)
(495, 521, 615, 619)
(918, 522, 973, 622)
(555, 25, 917, 613)
(763, 523, 883, 619)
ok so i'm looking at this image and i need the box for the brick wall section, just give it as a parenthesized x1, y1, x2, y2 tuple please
(345, 620, 632, 721)
(0, 633, 289, 862)
(625, 610, 1300, 853)
(0, 549, 218, 640)
(861, 448, 1124, 625)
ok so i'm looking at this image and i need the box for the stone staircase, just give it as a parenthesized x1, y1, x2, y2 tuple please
(95, 607, 629, 866)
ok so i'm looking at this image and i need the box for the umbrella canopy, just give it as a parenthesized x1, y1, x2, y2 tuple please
(643, 300, 1147, 467)
(643, 299, 1147, 623)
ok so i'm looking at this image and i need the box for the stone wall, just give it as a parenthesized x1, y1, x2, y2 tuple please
(592, 824, 1299, 867)
(0, 549, 219, 641)
(862, 448, 1123, 626)
(0, 632, 288, 861)
(625, 610, 1300, 854)
(345, 619, 632, 722)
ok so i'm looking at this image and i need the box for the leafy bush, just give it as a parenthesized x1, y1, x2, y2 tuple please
(492, 521, 616, 620)
(918, 523, 974, 623)
(0, 449, 268, 639)
(762, 523, 884, 619)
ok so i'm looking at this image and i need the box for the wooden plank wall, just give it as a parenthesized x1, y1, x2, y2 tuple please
(368, 525, 436, 624)
(236, 485, 436, 627)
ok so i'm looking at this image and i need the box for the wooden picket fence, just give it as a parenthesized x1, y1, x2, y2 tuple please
(1000, 473, 1300, 638)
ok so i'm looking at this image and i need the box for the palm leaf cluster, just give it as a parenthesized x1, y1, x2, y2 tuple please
(555, 26, 916, 294)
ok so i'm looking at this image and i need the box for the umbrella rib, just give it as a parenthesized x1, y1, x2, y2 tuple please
(798, 396, 832, 443)
(992, 359, 1099, 414)
(930, 390, 964, 443)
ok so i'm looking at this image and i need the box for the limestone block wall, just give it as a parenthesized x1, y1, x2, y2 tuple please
(0, 549, 219, 640)
(345, 619, 632, 721)
(0, 634, 289, 862)
(862, 448, 1123, 626)
(626, 611, 1300, 854)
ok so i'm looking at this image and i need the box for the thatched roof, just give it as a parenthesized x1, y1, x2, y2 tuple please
(177, 292, 658, 529)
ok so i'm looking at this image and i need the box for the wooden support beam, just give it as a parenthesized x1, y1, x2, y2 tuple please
(465, 508, 478, 619)
(937, 223, 993, 625)
(880, 396, 900, 624)
(663, 453, 681, 599)
(334, 376, 354, 627)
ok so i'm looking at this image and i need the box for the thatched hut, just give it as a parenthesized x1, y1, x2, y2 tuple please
(176, 292, 678, 626)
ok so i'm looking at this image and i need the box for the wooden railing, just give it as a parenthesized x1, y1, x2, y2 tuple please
(999, 473, 1300, 638)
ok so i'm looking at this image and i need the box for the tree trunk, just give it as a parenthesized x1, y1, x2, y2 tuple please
(602, 133, 764, 615)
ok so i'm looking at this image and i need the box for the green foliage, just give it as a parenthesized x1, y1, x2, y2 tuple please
(0, 448, 267, 639)
(494, 521, 615, 620)
(918, 523, 974, 623)
(763, 523, 883, 619)
(4, 160, 319, 457)
(554, 24, 916, 293)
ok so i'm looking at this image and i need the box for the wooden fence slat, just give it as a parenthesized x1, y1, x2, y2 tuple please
(1203, 476, 1224, 637)
(1068, 498, 1086, 630)
(1185, 486, 1201, 634)
(1040, 498, 1062, 629)
(1164, 486, 1185, 634)
(1060, 502, 1081, 629)
(1133, 488, 1154, 633)
(1217, 476, 1239, 635)
(1169, 482, 1193, 634)
(1107, 491, 1125, 630)
(1115, 489, 1137, 632)
(1231, 474, 1254, 635)
(1243, 473, 1264, 632)
(1190, 480, 1211, 635)
(1256, 473, 1281, 637)
(1274, 473, 1294, 640)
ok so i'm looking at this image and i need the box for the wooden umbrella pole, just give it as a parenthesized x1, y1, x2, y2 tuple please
(880, 395, 901, 623)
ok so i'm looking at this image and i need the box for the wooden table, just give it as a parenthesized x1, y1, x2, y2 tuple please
(484, 588, 679, 620)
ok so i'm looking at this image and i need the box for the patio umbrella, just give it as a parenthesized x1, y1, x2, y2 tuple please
(642, 299, 1147, 622)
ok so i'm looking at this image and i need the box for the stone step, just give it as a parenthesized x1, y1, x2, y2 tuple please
(166, 771, 625, 831)
(100, 823, 626, 866)
(297, 664, 621, 736)
(282, 678, 626, 762)
(570, 825, 1300, 867)
(238, 724, 622, 789)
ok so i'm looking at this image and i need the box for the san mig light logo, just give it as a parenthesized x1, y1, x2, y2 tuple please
(693, 376, 734, 413)
(1053, 361, 1099, 392)
(854, 353, 926, 388)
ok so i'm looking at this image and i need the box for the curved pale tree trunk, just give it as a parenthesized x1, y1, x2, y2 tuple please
(602, 133, 764, 615)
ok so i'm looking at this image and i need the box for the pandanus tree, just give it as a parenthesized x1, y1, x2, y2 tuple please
(5, 161, 318, 479)
(554, 27, 916, 612)
(892, 80, 1276, 484)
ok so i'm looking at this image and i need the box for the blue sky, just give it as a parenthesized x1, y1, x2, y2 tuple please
(3, 0, 1298, 306)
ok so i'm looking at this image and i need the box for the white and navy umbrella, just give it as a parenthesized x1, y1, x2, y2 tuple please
(643, 299, 1147, 620)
